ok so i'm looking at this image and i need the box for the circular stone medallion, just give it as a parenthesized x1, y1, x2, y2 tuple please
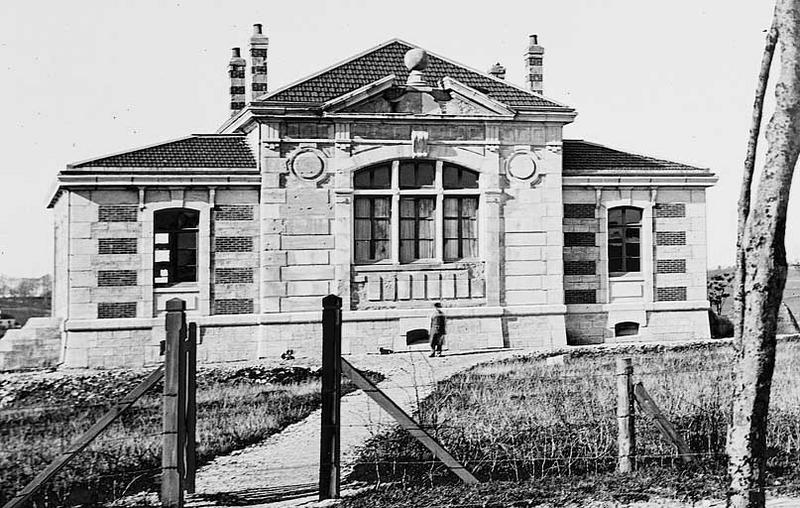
(506, 151, 538, 181)
(288, 148, 326, 181)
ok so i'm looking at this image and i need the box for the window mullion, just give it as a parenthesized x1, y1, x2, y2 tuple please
(435, 161, 444, 262)
(391, 161, 400, 264)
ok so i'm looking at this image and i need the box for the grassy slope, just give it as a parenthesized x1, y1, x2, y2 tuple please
(341, 339, 800, 507)
(710, 265, 800, 327)
(0, 366, 382, 507)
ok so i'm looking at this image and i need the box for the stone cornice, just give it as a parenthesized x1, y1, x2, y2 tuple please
(562, 174, 718, 188)
(47, 174, 261, 208)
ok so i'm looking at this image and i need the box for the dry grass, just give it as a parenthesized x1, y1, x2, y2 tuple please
(345, 338, 800, 505)
(0, 367, 382, 508)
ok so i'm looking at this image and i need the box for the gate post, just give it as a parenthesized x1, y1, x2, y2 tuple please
(319, 294, 342, 500)
(162, 299, 187, 508)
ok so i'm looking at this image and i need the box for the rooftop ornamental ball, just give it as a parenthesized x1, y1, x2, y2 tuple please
(404, 48, 429, 71)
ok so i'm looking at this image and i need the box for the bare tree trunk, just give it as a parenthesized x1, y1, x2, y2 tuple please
(734, 11, 779, 344)
(727, 1, 800, 506)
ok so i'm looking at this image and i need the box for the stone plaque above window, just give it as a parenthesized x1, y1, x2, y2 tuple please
(287, 147, 326, 181)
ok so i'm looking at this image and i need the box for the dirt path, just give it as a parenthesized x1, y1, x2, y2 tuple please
(186, 348, 522, 507)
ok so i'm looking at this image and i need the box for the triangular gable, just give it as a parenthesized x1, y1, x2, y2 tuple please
(259, 39, 571, 110)
(322, 75, 515, 117)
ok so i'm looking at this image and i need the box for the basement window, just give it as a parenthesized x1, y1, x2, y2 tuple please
(614, 322, 640, 337)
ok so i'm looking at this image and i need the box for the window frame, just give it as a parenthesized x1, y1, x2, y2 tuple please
(352, 160, 480, 265)
(153, 208, 200, 287)
(607, 206, 642, 277)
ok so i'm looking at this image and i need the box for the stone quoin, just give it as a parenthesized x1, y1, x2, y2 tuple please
(43, 27, 717, 368)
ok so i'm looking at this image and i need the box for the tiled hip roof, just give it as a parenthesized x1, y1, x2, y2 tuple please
(68, 135, 257, 169)
(262, 40, 565, 109)
(562, 139, 709, 174)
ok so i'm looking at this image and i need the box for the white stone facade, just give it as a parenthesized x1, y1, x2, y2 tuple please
(45, 36, 717, 368)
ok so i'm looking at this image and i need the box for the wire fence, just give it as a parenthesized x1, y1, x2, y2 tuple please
(3, 343, 799, 507)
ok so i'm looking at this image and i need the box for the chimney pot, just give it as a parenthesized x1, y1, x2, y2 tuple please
(529, 34, 538, 46)
(253, 23, 263, 35)
(232, 47, 241, 58)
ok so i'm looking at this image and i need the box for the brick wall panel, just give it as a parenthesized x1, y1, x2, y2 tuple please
(564, 232, 595, 247)
(214, 236, 254, 253)
(97, 270, 137, 287)
(656, 259, 686, 274)
(98, 238, 137, 254)
(97, 302, 137, 319)
(563, 203, 596, 219)
(215, 205, 254, 221)
(565, 289, 596, 304)
(215, 267, 254, 284)
(655, 203, 687, 218)
(656, 286, 687, 301)
(564, 261, 596, 275)
(98, 205, 138, 222)
(214, 298, 254, 315)
(656, 231, 686, 246)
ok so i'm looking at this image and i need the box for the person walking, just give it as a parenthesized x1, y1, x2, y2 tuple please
(429, 302, 446, 357)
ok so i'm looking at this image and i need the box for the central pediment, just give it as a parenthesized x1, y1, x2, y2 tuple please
(321, 75, 515, 117)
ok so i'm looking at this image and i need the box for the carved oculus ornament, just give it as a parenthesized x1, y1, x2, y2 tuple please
(506, 150, 538, 181)
(288, 148, 326, 180)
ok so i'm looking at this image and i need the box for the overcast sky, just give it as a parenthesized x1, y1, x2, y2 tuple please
(0, 0, 796, 277)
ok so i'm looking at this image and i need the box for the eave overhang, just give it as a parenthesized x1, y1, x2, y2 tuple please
(47, 172, 260, 208)
(562, 173, 718, 188)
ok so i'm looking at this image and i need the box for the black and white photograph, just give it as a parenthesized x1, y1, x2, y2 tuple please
(1, 1, 799, 507)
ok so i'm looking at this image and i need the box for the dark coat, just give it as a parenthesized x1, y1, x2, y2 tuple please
(430, 309, 446, 337)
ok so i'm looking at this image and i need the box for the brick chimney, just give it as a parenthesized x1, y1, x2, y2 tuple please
(525, 34, 544, 94)
(229, 48, 246, 115)
(488, 62, 506, 80)
(250, 23, 269, 101)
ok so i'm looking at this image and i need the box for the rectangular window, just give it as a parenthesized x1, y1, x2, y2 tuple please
(354, 197, 391, 262)
(608, 207, 642, 275)
(400, 197, 435, 262)
(443, 197, 478, 260)
(154, 209, 199, 286)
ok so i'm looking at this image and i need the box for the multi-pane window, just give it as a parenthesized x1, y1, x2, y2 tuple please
(608, 206, 642, 275)
(154, 208, 199, 286)
(400, 197, 435, 262)
(353, 160, 479, 264)
(354, 197, 391, 261)
(444, 197, 478, 261)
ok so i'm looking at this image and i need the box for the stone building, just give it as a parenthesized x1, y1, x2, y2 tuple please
(45, 27, 717, 368)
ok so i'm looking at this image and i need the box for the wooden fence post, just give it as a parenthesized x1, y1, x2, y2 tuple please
(184, 322, 198, 493)
(319, 294, 342, 501)
(162, 299, 187, 508)
(616, 357, 635, 473)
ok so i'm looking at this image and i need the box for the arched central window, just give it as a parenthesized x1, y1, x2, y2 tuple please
(608, 206, 642, 275)
(154, 208, 199, 286)
(353, 160, 479, 264)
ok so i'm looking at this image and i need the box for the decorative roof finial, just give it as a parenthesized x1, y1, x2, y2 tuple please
(404, 48, 428, 86)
